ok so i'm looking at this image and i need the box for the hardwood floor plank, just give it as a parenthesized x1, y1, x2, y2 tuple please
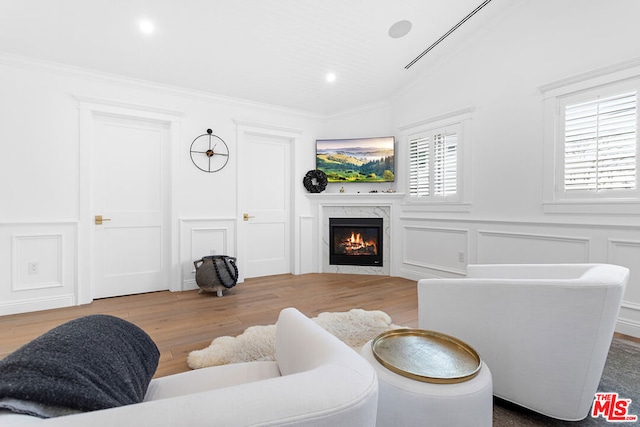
(2, 272, 639, 381)
(0, 273, 418, 378)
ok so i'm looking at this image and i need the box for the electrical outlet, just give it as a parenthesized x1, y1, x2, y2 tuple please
(458, 251, 466, 263)
(28, 262, 39, 274)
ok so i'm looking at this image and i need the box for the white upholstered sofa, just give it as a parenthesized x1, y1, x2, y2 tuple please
(1, 307, 379, 426)
(418, 263, 629, 421)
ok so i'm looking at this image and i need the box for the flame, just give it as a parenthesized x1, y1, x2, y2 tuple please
(341, 231, 377, 254)
(350, 232, 363, 246)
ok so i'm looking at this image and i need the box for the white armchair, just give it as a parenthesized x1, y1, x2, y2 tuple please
(1, 308, 379, 426)
(417, 263, 629, 421)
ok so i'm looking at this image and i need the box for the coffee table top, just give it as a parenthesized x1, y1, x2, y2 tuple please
(371, 328, 482, 384)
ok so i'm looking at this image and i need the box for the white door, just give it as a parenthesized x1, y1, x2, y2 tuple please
(239, 132, 291, 278)
(91, 114, 171, 298)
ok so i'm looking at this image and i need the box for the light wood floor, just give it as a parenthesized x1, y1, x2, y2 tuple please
(0, 273, 419, 378)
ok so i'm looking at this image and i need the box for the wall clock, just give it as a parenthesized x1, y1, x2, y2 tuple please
(190, 128, 230, 173)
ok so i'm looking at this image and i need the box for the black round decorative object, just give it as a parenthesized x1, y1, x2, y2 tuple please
(303, 169, 328, 193)
(190, 129, 230, 173)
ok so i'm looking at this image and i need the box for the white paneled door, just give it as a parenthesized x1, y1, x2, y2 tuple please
(239, 131, 291, 279)
(91, 115, 171, 298)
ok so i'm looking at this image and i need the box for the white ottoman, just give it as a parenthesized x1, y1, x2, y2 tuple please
(361, 339, 493, 427)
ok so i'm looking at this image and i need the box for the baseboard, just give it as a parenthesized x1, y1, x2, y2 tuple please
(616, 316, 640, 339)
(0, 294, 75, 316)
(397, 267, 461, 282)
(182, 279, 199, 291)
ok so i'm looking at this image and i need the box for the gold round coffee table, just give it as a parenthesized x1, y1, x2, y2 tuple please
(371, 328, 482, 384)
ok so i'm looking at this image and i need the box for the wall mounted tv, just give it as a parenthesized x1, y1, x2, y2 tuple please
(316, 136, 395, 183)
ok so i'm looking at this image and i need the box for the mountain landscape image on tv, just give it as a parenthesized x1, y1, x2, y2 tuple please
(316, 136, 395, 183)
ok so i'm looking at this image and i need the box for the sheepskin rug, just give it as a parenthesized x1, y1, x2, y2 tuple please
(187, 308, 401, 369)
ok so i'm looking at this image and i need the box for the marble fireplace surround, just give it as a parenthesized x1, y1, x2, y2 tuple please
(310, 193, 404, 276)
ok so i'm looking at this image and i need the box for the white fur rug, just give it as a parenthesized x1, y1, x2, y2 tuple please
(188, 308, 401, 369)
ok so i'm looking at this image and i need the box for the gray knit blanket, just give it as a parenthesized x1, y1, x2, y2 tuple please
(0, 314, 159, 418)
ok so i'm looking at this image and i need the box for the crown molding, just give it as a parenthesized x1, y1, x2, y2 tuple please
(0, 52, 325, 120)
(538, 56, 640, 97)
(322, 99, 392, 122)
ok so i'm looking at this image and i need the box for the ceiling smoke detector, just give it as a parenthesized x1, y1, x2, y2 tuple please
(388, 20, 412, 39)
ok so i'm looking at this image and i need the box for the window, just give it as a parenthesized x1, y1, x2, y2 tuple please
(563, 91, 637, 195)
(541, 59, 640, 214)
(409, 127, 458, 199)
(401, 108, 472, 210)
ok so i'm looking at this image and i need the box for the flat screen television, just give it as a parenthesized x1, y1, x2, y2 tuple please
(316, 136, 395, 183)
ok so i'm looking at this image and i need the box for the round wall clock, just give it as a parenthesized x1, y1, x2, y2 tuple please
(190, 129, 230, 173)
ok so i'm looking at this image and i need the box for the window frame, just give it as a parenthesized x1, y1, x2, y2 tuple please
(541, 59, 640, 215)
(400, 108, 473, 212)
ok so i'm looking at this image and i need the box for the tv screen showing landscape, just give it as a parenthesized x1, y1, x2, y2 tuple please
(316, 136, 395, 183)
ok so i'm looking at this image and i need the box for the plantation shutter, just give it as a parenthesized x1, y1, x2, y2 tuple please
(409, 135, 430, 196)
(409, 131, 458, 198)
(564, 91, 637, 192)
(433, 132, 458, 196)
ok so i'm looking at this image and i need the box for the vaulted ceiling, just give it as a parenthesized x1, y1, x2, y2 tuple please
(0, 0, 520, 115)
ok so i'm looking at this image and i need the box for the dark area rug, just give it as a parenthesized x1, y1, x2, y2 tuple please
(493, 337, 640, 426)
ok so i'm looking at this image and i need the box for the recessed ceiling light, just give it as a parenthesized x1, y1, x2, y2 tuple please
(388, 20, 412, 38)
(139, 19, 154, 35)
(326, 73, 336, 83)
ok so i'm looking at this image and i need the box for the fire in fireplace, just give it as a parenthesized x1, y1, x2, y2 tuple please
(329, 217, 383, 267)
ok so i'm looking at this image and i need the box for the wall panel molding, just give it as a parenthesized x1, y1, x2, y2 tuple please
(179, 218, 237, 290)
(11, 234, 63, 291)
(608, 238, 640, 336)
(398, 214, 640, 230)
(477, 230, 590, 264)
(189, 227, 229, 274)
(299, 216, 314, 274)
(402, 225, 468, 275)
(0, 222, 76, 316)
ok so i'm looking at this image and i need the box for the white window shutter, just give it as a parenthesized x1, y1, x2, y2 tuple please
(433, 132, 458, 196)
(409, 131, 458, 198)
(409, 136, 430, 196)
(564, 91, 637, 192)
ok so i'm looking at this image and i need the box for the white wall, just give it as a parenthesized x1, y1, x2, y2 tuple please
(313, 0, 640, 336)
(386, 0, 640, 337)
(0, 54, 323, 314)
(2, 0, 640, 338)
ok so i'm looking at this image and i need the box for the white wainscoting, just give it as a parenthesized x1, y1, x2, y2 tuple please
(12, 233, 63, 291)
(399, 217, 640, 337)
(607, 238, 640, 337)
(0, 222, 77, 316)
(476, 230, 590, 264)
(299, 215, 314, 274)
(179, 218, 237, 291)
(402, 225, 468, 275)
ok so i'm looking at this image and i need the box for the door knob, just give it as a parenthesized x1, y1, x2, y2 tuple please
(95, 215, 112, 225)
(243, 213, 255, 221)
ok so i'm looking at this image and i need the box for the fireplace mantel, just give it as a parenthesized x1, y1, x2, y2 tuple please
(304, 192, 403, 276)
(306, 192, 405, 205)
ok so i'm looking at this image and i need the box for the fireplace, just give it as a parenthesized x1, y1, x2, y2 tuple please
(329, 217, 383, 267)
